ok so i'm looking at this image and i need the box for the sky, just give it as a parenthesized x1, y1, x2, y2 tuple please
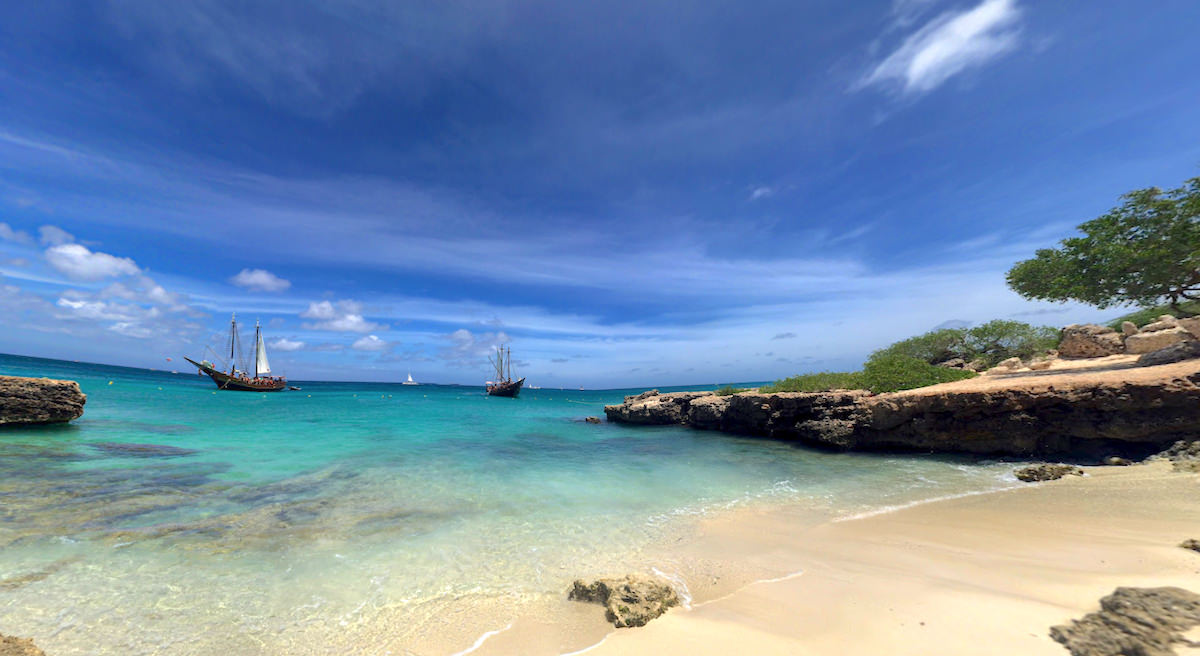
(1, 0, 1199, 387)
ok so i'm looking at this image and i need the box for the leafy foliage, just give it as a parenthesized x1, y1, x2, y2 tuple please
(1106, 300, 1200, 330)
(1007, 177, 1200, 314)
(758, 372, 865, 393)
(858, 353, 976, 393)
(870, 320, 1058, 368)
(714, 385, 749, 396)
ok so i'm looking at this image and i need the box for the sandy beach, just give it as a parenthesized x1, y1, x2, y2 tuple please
(463, 460, 1200, 655)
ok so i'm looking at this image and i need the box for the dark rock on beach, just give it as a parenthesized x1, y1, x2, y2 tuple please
(569, 575, 680, 628)
(1149, 439, 1200, 473)
(0, 375, 86, 425)
(1049, 586, 1200, 656)
(1179, 539, 1200, 553)
(0, 633, 46, 656)
(1138, 341, 1200, 367)
(1014, 464, 1083, 482)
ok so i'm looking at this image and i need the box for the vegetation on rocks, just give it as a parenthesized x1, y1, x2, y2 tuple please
(1107, 300, 1200, 330)
(1007, 176, 1200, 315)
(858, 353, 976, 393)
(873, 320, 1058, 368)
(758, 371, 865, 394)
(714, 385, 750, 396)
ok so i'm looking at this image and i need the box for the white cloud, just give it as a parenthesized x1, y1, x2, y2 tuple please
(300, 299, 383, 332)
(351, 334, 388, 351)
(269, 337, 305, 351)
(749, 186, 774, 201)
(230, 268, 291, 292)
(859, 0, 1023, 95)
(0, 222, 34, 245)
(45, 243, 140, 281)
(38, 225, 75, 246)
(440, 328, 510, 365)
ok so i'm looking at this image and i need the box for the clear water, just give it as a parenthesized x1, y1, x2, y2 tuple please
(0, 354, 1021, 654)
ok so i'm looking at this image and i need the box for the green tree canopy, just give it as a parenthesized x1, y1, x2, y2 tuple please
(1006, 177, 1200, 314)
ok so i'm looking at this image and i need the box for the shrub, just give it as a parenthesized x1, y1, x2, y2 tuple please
(859, 353, 976, 393)
(758, 371, 865, 393)
(1107, 300, 1200, 330)
(869, 320, 1058, 369)
(714, 385, 749, 396)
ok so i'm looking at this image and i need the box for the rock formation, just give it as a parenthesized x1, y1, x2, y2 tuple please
(1125, 326, 1192, 354)
(606, 362, 1200, 457)
(1138, 341, 1200, 367)
(0, 633, 46, 656)
(1058, 324, 1124, 359)
(1014, 464, 1083, 482)
(569, 575, 680, 628)
(1049, 587, 1200, 656)
(0, 375, 86, 425)
(1179, 539, 1200, 554)
(1150, 439, 1200, 473)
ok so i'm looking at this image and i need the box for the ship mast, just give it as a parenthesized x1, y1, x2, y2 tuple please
(228, 313, 239, 375)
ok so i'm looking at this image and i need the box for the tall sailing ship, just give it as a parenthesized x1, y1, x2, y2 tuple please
(185, 314, 287, 392)
(486, 345, 524, 397)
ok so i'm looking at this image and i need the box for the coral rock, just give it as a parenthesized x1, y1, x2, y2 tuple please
(0, 376, 86, 425)
(1050, 587, 1200, 656)
(1015, 463, 1083, 482)
(569, 575, 680, 628)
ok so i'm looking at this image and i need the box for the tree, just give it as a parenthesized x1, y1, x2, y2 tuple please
(1006, 177, 1200, 315)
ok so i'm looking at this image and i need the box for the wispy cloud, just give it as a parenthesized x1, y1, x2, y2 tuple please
(858, 0, 1023, 95)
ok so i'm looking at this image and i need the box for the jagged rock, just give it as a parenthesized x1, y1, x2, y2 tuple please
(584, 416, 602, 424)
(1180, 539, 1200, 553)
(687, 395, 730, 430)
(936, 357, 967, 369)
(626, 389, 660, 402)
(569, 575, 680, 628)
(1050, 587, 1200, 656)
(1059, 324, 1124, 359)
(0, 633, 46, 656)
(606, 391, 711, 425)
(1125, 327, 1193, 354)
(0, 376, 87, 425)
(1015, 464, 1083, 482)
(1103, 456, 1133, 466)
(1122, 321, 1140, 337)
(1137, 341, 1200, 367)
(1149, 439, 1200, 473)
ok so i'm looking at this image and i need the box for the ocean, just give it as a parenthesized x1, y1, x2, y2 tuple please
(0, 354, 1022, 654)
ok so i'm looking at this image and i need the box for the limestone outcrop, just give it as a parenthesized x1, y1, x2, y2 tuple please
(1014, 464, 1083, 482)
(605, 362, 1200, 457)
(569, 575, 680, 628)
(1126, 326, 1193, 354)
(0, 375, 86, 425)
(1050, 587, 1200, 656)
(1058, 324, 1124, 359)
(0, 633, 46, 656)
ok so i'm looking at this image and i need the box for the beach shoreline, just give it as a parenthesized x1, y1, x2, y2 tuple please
(458, 460, 1200, 655)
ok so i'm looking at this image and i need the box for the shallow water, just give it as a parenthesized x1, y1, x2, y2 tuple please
(0, 354, 1022, 654)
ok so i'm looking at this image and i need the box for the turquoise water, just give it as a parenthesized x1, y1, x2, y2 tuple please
(0, 354, 1021, 654)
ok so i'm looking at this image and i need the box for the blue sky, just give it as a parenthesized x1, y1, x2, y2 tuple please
(1, 0, 1199, 387)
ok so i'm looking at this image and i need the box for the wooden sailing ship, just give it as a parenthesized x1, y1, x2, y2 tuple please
(185, 314, 287, 392)
(486, 345, 524, 397)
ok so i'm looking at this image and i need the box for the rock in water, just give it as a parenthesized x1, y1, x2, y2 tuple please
(1015, 463, 1083, 482)
(584, 416, 602, 424)
(1049, 587, 1200, 656)
(0, 633, 47, 656)
(569, 575, 680, 627)
(0, 376, 86, 425)
(1058, 324, 1124, 359)
(1137, 341, 1200, 367)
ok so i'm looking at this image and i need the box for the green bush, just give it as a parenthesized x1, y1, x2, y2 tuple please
(758, 371, 865, 393)
(714, 385, 749, 396)
(869, 320, 1058, 369)
(1107, 300, 1200, 330)
(859, 353, 976, 393)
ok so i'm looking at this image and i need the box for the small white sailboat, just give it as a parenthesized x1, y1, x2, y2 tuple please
(402, 372, 419, 386)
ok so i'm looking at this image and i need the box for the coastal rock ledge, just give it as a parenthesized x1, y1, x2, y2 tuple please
(0, 375, 87, 425)
(604, 361, 1200, 457)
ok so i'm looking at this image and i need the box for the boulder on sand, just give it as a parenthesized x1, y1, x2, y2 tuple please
(1058, 324, 1124, 359)
(569, 575, 680, 628)
(0, 376, 87, 425)
(0, 633, 47, 656)
(1137, 341, 1200, 367)
(1015, 463, 1083, 482)
(1050, 587, 1200, 656)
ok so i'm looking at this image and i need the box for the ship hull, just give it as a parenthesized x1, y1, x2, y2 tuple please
(184, 357, 287, 392)
(486, 377, 525, 397)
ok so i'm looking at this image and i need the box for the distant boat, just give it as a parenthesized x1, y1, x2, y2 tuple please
(184, 313, 287, 392)
(403, 372, 419, 386)
(486, 346, 524, 398)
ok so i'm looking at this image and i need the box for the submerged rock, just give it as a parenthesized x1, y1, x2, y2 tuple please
(1015, 463, 1084, 482)
(1049, 586, 1200, 656)
(89, 442, 199, 458)
(569, 575, 680, 628)
(1058, 324, 1124, 359)
(0, 633, 46, 656)
(0, 375, 86, 425)
(584, 416, 602, 424)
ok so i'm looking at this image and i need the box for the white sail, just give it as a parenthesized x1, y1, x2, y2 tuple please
(255, 329, 271, 375)
(407, 373, 414, 382)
